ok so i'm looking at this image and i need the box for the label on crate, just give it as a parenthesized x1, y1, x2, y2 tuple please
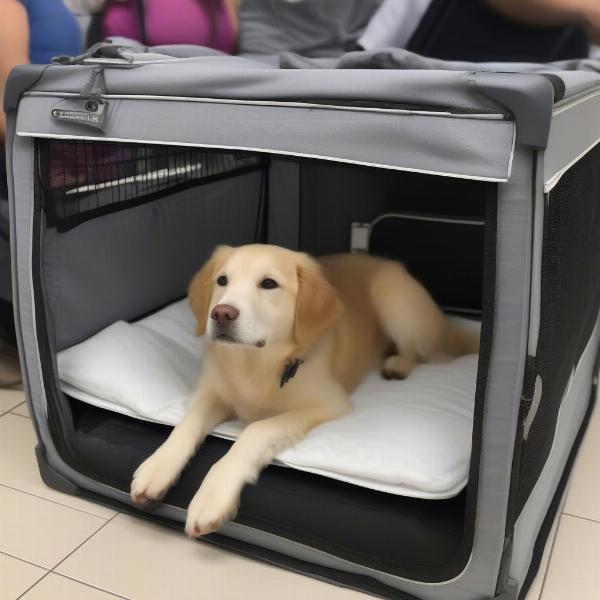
(51, 99, 107, 130)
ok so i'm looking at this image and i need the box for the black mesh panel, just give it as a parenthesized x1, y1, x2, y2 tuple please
(37, 139, 265, 232)
(517, 144, 600, 514)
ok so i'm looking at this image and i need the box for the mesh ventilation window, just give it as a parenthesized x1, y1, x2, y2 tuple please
(37, 139, 266, 232)
(516, 143, 600, 515)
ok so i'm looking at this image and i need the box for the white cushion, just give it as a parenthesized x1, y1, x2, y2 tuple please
(58, 299, 479, 499)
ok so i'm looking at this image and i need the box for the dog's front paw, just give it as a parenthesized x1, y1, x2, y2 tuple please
(131, 450, 182, 507)
(185, 464, 241, 537)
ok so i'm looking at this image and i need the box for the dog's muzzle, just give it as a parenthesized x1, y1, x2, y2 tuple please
(211, 304, 239, 325)
(209, 304, 266, 348)
(210, 304, 240, 343)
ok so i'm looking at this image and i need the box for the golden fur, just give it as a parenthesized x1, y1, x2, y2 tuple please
(131, 244, 479, 536)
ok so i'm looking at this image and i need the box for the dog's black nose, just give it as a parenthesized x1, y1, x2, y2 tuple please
(211, 304, 239, 326)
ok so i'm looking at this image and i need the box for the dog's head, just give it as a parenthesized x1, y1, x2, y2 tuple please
(188, 244, 343, 351)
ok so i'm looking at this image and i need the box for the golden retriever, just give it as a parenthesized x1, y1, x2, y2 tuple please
(130, 244, 479, 536)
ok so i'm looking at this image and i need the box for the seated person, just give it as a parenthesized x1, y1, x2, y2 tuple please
(0, 0, 82, 386)
(238, 0, 382, 58)
(239, 0, 596, 63)
(86, 0, 239, 54)
(359, 0, 597, 62)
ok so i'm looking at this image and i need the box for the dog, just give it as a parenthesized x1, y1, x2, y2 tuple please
(130, 244, 479, 537)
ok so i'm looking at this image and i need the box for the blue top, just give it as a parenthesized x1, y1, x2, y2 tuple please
(20, 0, 81, 64)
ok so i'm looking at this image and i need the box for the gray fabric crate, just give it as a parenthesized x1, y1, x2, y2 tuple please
(4, 47, 600, 600)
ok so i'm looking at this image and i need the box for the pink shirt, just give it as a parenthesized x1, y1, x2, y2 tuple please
(102, 0, 237, 54)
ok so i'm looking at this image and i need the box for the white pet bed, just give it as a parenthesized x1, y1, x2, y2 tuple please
(57, 300, 480, 500)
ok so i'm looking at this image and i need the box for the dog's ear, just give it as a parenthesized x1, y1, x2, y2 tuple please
(188, 245, 233, 336)
(294, 258, 344, 351)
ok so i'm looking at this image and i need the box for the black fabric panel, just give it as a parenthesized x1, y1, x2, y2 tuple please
(298, 161, 489, 257)
(516, 143, 600, 515)
(407, 0, 589, 62)
(369, 214, 485, 313)
(68, 398, 467, 582)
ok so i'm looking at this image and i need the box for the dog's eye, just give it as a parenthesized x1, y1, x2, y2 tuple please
(260, 278, 278, 290)
(216, 275, 228, 287)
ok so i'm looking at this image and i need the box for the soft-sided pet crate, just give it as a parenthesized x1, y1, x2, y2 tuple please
(4, 48, 600, 600)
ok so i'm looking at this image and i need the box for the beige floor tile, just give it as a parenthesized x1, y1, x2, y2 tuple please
(0, 389, 26, 416)
(10, 402, 30, 418)
(0, 552, 47, 599)
(563, 404, 600, 522)
(0, 486, 108, 569)
(0, 414, 115, 519)
(540, 514, 600, 600)
(21, 573, 125, 600)
(57, 513, 369, 600)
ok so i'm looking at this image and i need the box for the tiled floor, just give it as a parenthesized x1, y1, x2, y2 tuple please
(1, 390, 599, 600)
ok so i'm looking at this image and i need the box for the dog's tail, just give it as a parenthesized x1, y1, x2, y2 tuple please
(440, 321, 480, 358)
